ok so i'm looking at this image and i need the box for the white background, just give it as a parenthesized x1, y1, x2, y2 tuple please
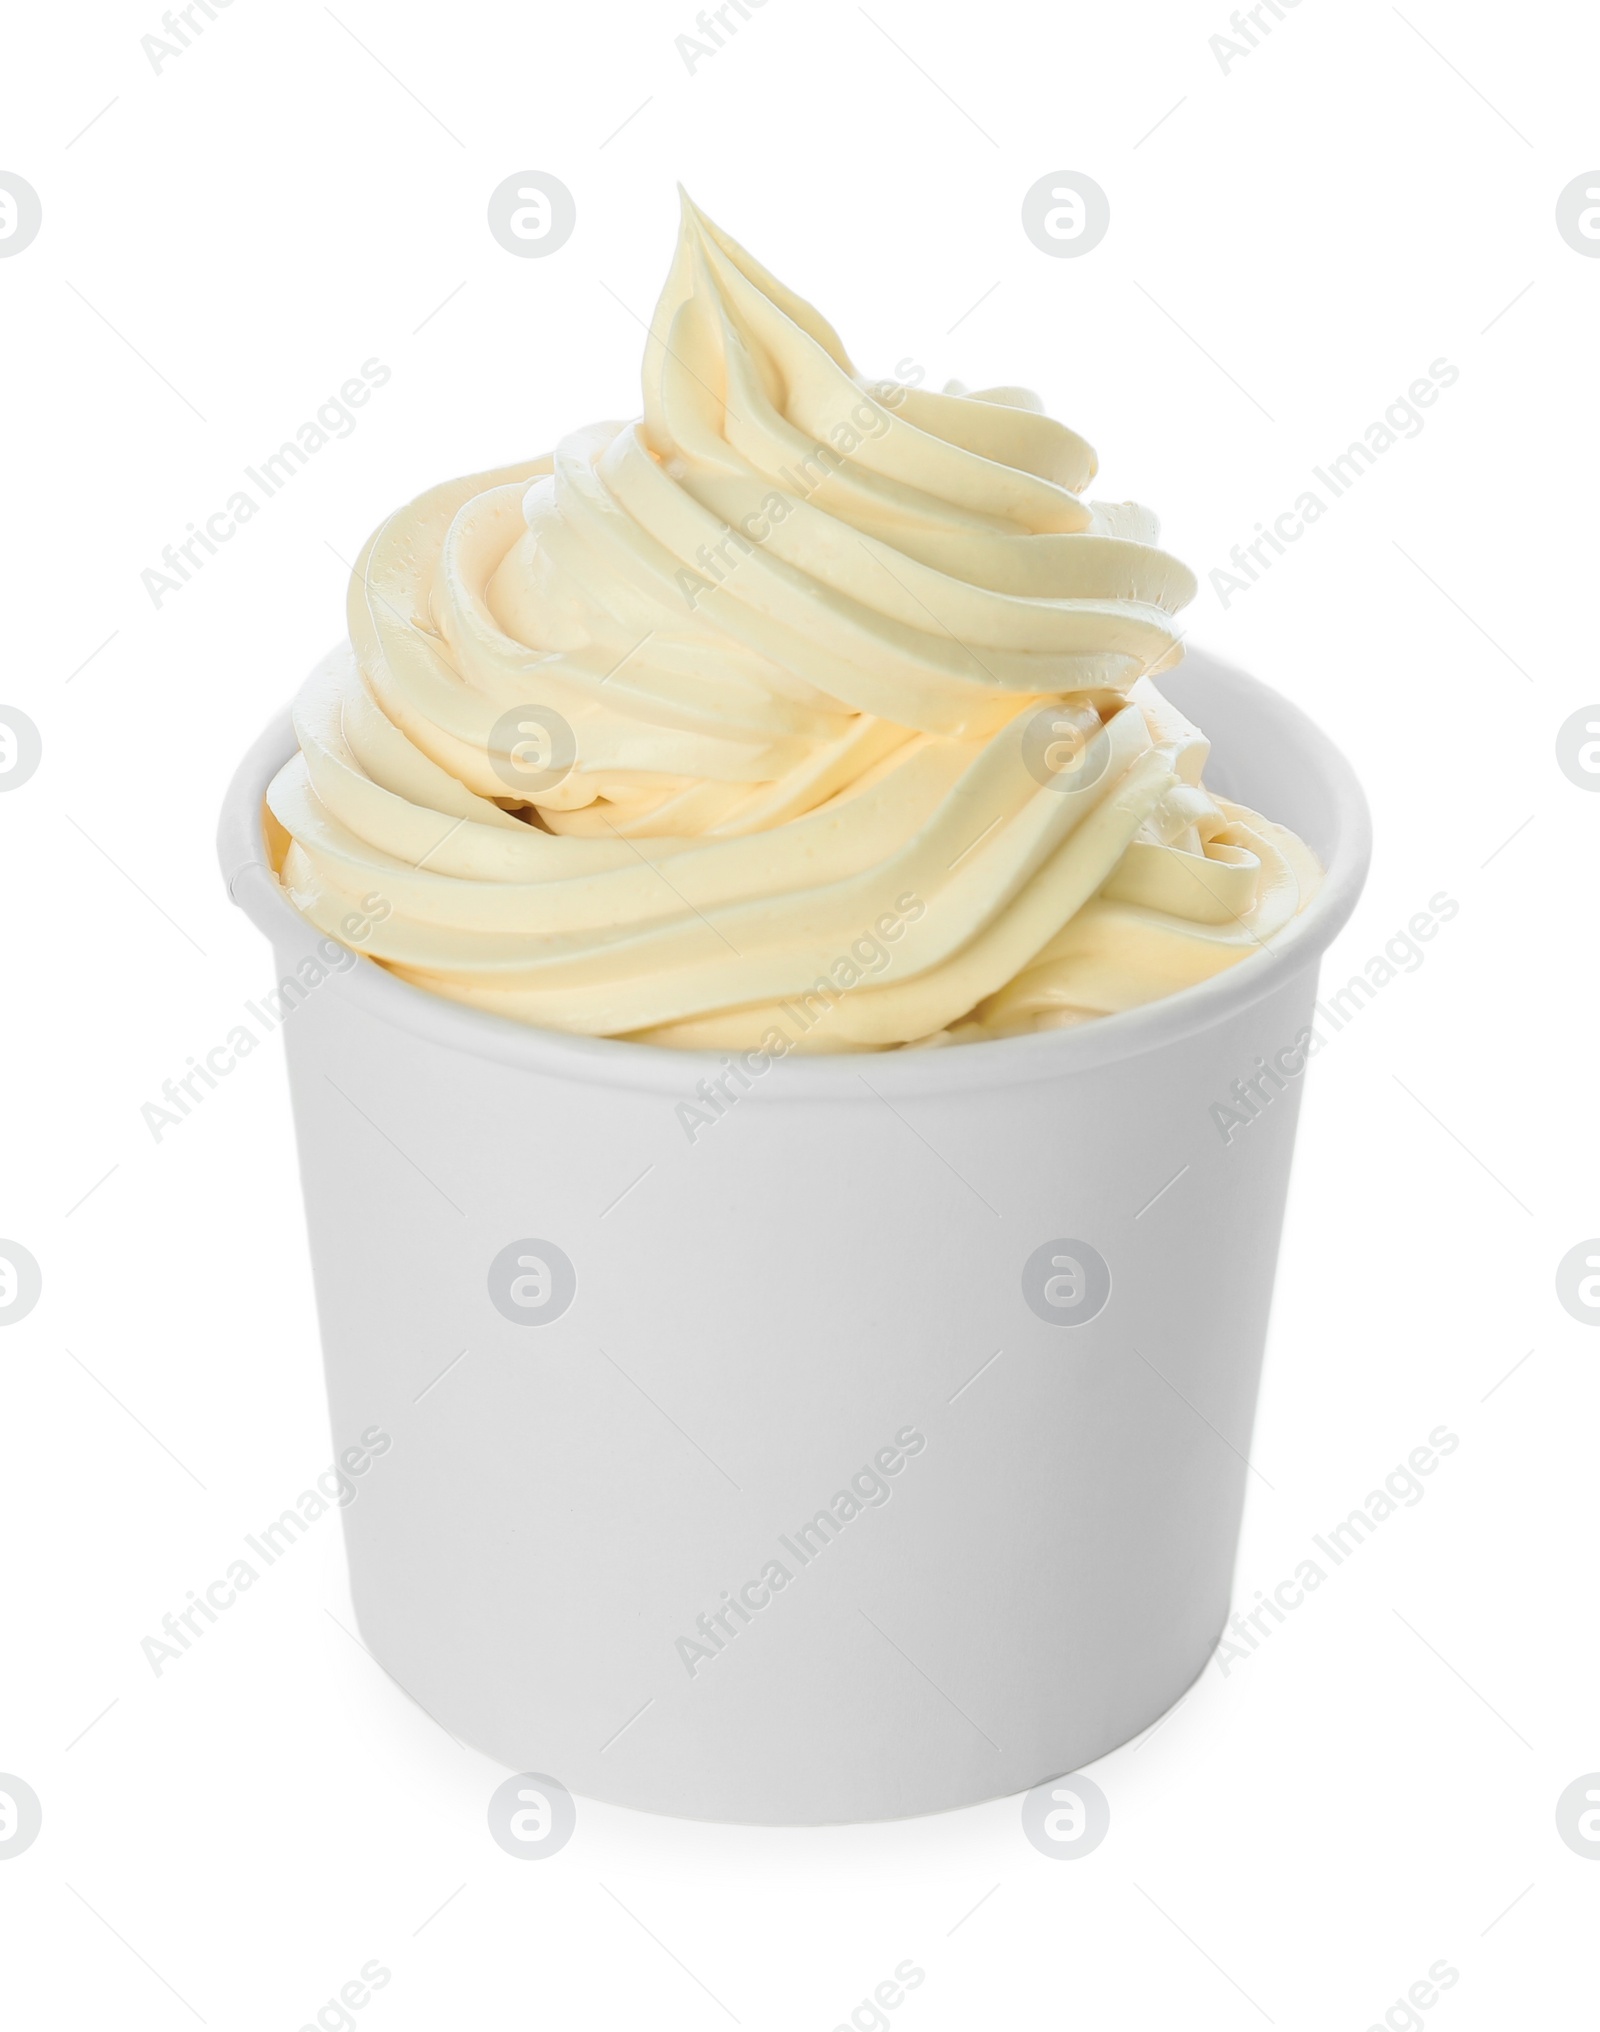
(2, 0, 1597, 2025)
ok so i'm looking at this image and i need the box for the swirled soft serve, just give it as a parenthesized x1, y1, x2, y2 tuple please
(266, 193, 1320, 1050)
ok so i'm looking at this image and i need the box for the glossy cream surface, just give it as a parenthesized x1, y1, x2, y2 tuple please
(267, 195, 1319, 1050)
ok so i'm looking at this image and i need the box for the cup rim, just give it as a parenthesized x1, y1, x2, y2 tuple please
(218, 644, 1372, 1098)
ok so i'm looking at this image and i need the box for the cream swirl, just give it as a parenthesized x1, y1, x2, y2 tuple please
(266, 193, 1319, 1049)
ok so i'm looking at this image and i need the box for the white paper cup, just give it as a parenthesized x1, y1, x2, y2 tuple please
(219, 647, 1369, 1825)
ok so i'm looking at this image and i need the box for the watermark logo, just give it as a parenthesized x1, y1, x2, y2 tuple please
(1555, 1773, 1600, 1859)
(139, 1429, 392, 1676)
(142, 3, 245, 75)
(1210, 891, 1459, 1143)
(674, 1425, 927, 1676)
(486, 171, 575, 258)
(1555, 705, 1600, 790)
(1020, 704, 1111, 793)
(1364, 1961, 1461, 2027)
(675, 893, 926, 1142)
(0, 707, 42, 790)
(487, 705, 576, 795)
(1216, 1425, 1460, 1677)
(487, 1773, 576, 1858)
(0, 1242, 42, 1326)
(1554, 1240, 1600, 1327)
(1211, 1030, 1319, 1143)
(0, 173, 42, 258)
(1021, 1772, 1110, 1859)
(142, 906, 392, 1143)
(487, 1239, 577, 1326)
(830, 1961, 926, 2028)
(1021, 1239, 1112, 1327)
(1210, 1, 1312, 77)
(1210, 359, 1460, 608)
(0, 1776, 42, 1859)
(675, 365, 925, 612)
(1020, 171, 1110, 258)
(676, 0, 780, 75)
(140, 359, 394, 608)
(1555, 172, 1600, 257)
(295, 1960, 391, 2031)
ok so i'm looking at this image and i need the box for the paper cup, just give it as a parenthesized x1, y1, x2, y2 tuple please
(219, 647, 1369, 1824)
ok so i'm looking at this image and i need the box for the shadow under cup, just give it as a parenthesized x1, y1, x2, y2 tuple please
(218, 646, 1370, 1825)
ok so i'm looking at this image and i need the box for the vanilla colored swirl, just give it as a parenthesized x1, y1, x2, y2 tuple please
(266, 194, 1319, 1049)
